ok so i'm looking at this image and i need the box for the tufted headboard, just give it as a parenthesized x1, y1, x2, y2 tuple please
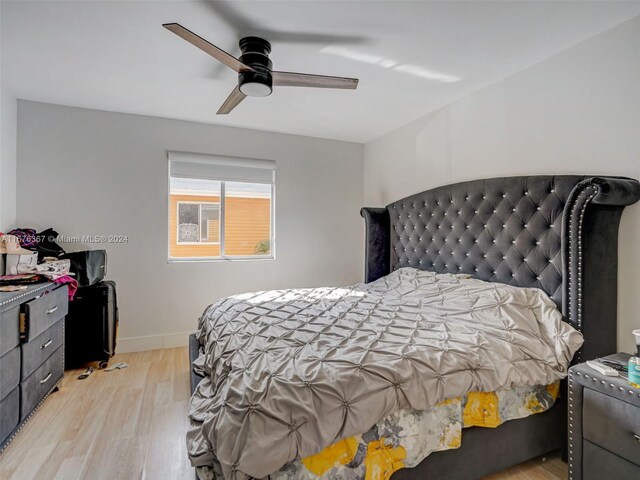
(361, 175, 639, 361)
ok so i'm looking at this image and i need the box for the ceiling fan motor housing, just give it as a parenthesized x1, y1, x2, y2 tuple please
(238, 36, 273, 97)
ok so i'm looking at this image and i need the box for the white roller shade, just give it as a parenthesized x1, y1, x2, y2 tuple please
(169, 151, 275, 184)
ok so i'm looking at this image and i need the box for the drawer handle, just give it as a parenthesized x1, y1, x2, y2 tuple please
(41, 339, 53, 350)
(40, 372, 52, 384)
(46, 306, 58, 315)
(634, 433, 640, 444)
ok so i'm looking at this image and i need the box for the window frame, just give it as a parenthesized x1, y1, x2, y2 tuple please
(167, 154, 276, 263)
(175, 200, 221, 246)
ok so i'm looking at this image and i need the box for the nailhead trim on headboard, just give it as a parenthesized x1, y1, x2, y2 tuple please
(565, 184, 598, 363)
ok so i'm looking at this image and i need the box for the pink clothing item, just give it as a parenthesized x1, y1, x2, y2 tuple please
(53, 275, 78, 300)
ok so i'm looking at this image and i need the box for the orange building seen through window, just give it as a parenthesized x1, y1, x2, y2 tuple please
(169, 178, 272, 260)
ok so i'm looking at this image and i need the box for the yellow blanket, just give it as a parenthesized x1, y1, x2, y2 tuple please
(274, 382, 560, 480)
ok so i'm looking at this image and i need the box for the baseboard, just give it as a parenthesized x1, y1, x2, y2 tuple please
(117, 331, 192, 353)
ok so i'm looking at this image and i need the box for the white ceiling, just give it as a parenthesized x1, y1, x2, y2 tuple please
(2, 1, 640, 143)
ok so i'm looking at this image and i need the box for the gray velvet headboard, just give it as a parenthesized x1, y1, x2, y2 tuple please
(361, 175, 639, 362)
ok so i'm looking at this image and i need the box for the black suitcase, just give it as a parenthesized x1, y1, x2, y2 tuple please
(64, 280, 118, 369)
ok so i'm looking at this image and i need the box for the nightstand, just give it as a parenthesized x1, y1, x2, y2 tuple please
(568, 359, 640, 480)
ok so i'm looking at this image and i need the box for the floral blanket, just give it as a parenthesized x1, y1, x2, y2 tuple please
(274, 383, 559, 480)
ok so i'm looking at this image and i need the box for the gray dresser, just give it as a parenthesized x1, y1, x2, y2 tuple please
(0, 283, 68, 452)
(568, 361, 640, 480)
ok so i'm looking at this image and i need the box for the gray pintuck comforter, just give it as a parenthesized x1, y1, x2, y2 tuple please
(188, 268, 583, 479)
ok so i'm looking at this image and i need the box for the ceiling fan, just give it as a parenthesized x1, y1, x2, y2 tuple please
(163, 23, 359, 114)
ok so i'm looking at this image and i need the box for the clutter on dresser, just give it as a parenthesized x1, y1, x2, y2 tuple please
(31, 228, 66, 260)
(1, 229, 119, 370)
(0, 274, 45, 285)
(35, 258, 71, 277)
(5, 251, 38, 275)
(0, 233, 38, 274)
(6, 227, 37, 245)
(1, 230, 78, 299)
(1, 228, 67, 275)
(6, 227, 66, 260)
(0, 285, 28, 292)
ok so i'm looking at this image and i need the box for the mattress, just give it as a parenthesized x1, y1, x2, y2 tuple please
(273, 382, 560, 480)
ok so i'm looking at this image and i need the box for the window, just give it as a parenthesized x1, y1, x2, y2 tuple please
(168, 152, 275, 261)
(176, 202, 220, 244)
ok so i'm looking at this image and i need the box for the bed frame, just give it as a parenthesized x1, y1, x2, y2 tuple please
(362, 175, 639, 479)
(189, 175, 639, 480)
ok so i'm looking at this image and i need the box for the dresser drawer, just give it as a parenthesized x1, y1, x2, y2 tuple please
(24, 286, 68, 341)
(583, 388, 640, 466)
(0, 386, 19, 443)
(0, 346, 20, 397)
(583, 440, 640, 480)
(20, 347, 63, 421)
(22, 319, 64, 380)
(0, 305, 20, 356)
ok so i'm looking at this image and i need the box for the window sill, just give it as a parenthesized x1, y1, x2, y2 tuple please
(167, 255, 275, 264)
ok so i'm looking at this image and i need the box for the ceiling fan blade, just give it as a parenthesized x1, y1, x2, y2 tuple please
(217, 86, 247, 114)
(163, 23, 253, 73)
(272, 71, 358, 89)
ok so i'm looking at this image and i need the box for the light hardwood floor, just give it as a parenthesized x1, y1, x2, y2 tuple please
(0, 347, 567, 480)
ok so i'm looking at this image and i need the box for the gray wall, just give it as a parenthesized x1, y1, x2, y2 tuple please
(364, 16, 640, 353)
(0, 94, 17, 275)
(0, 94, 17, 233)
(17, 101, 364, 351)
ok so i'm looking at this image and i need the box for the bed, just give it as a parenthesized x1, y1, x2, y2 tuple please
(188, 175, 639, 480)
